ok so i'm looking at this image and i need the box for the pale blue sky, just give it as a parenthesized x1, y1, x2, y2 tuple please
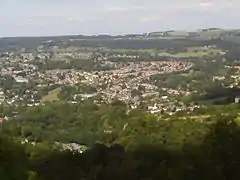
(0, 0, 239, 37)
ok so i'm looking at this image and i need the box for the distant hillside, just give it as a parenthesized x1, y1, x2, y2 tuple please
(1, 28, 240, 52)
(145, 29, 240, 44)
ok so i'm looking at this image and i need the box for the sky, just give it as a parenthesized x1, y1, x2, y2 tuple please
(0, 0, 239, 37)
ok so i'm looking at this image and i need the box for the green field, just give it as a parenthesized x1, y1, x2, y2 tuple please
(41, 87, 62, 102)
(107, 47, 225, 58)
(158, 49, 224, 58)
(109, 48, 154, 53)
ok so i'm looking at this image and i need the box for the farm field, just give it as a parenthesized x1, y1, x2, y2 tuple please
(41, 87, 62, 102)
(106, 47, 225, 58)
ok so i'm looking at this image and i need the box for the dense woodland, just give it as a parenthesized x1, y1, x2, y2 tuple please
(0, 100, 211, 148)
(0, 34, 239, 52)
(1, 109, 240, 180)
(0, 106, 239, 178)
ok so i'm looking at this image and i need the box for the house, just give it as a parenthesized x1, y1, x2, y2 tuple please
(0, 117, 6, 123)
(235, 96, 240, 103)
(14, 77, 29, 83)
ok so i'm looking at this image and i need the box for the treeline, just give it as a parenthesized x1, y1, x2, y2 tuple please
(0, 101, 211, 149)
(1, 36, 235, 52)
(1, 115, 240, 179)
(58, 85, 97, 101)
(225, 45, 240, 64)
(69, 39, 225, 50)
(200, 86, 240, 104)
(1, 101, 240, 149)
(30, 58, 115, 71)
(29, 58, 94, 71)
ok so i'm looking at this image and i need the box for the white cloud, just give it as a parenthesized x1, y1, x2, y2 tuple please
(198, 1, 213, 7)
(1, 0, 240, 36)
(138, 16, 161, 22)
(104, 7, 129, 12)
(104, 5, 144, 12)
(67, 16, 84, 22)
(15, 17, 44, 26)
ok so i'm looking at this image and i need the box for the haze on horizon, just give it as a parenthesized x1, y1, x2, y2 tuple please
(0, 0, 239, 37)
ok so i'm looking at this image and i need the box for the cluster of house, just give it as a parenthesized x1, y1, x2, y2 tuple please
(21, 139, 86, 153)
(0, 50, 195, 115)
(147, 103, 201, 115)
